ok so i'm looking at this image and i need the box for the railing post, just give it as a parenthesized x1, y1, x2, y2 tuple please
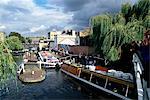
(22, 63, 25, 73)
(125, 85, 129, 97)
(104, 78, 108, 88)
(39, 61, 41, 69)
(78, 68, 81, 77)
(89, 74, 93, 82)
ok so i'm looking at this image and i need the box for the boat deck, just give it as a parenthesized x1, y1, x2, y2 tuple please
(61, 61, 136, 99)
(63, 61, 134, 87)
(81, 69, 134, 88)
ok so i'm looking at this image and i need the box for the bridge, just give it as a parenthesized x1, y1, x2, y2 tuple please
(23, 43, 39, 50)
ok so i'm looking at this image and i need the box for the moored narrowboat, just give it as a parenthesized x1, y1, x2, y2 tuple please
(61, 60, 136, 100)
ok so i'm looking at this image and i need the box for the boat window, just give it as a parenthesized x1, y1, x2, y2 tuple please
(91, 75, 106, 87)
(106, 81, 127, 96)
(80, 71, 91, 81)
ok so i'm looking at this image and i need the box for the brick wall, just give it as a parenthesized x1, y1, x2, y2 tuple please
(69, 46, 95, 55)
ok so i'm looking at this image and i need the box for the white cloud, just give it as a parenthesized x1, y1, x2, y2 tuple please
(0, 0, 73, 36)
(30, 25, 47, 33)
(0, 0, 11, 5)
(0, 25, 6, 30)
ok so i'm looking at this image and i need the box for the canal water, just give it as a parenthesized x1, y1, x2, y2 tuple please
(1, 56, 111, 100)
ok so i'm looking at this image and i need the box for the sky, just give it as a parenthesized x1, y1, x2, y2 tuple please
(0, 0, 137, 37)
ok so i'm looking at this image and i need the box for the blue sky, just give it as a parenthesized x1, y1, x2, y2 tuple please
(0, 0, 137, 37)
(34, 0, 47, 7)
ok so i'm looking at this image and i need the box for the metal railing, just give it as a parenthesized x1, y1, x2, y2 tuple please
(132, 53, 149, 100)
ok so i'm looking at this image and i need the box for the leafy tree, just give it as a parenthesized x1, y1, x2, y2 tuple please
(0, 41, 17, 90)
(102, 21, 144, 61)
(134, 0, 150, 20)
(9, 32, 25, 43)
(90, 14, 112, 53)
(90, 0, 149, 61)
(107, 46, 119, 61)
(113, 13, 126, 25)
(121, 0, 150, 22)
(26, 37, 32, 44)
(121, 2, 132, 23)
(143, 11, 150, 29)
(6, 36, 24, 51)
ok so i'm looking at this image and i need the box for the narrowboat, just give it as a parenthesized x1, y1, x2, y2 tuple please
(61, 60, 136, 100)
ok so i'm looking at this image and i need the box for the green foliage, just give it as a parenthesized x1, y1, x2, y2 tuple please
(90, 14, 112, 52)
(0, 41, 17, 85)
(135, 0, 150, 20)
(90, 0, 149, 61)
(6, 36, 24, 51)
(143, 12, 150, 29)
(113, 13, 126, 25)
(26, 37, 32, 44)
(107, 46, 119, 61)
(9, 32, 25, 43)
(121, 2, 132, 23)
(121, 0, 150, 22)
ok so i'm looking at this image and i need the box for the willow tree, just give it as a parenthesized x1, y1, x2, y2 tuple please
(113, 13, 126, 25)
(90, 14, 112, 53)
(134, 0, 150, 20)
(90, 0, 149, 62)
(0, 41, 17, 95)
(121, 0, 150, 22)
(143, 11, 150, 29)
(101, 20, 144, 61)
(121, 2, 132, 23)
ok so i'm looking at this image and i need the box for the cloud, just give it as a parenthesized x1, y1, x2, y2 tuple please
(47, 0, 136, 31)
(0, 0, 137, 36)
(0, 0, 11, 5)
(0, 0, 72, 36)
(0, 25, 6, 30)
(61, 0, 135, 30)
(63, 0, 91, 12)
(30, 25, 47, 33)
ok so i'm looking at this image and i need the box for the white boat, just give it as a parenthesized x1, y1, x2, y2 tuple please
(38, 51, 62, 68)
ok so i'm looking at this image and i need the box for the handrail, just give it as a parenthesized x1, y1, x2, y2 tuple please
(132, 53, 148, 100)
(38, 52, 44, 61)
(17, 63, 25, 74)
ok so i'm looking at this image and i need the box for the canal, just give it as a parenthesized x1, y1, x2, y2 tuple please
(1, 56, 111, 100)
